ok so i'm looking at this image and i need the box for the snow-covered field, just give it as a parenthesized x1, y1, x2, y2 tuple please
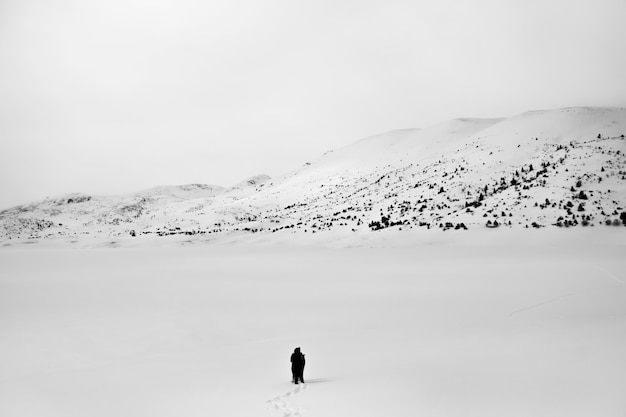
(1, 229, 625, 417)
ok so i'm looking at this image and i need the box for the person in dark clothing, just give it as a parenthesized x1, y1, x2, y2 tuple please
(290, 347, 305, 384)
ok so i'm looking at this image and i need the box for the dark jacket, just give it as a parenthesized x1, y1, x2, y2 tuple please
(291, 348, 305, 369)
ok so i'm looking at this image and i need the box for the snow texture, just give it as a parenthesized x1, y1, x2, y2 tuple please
(1, 230, 625, 417)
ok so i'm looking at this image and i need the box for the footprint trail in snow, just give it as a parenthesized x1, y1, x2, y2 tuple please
(266, 384, 308, 417)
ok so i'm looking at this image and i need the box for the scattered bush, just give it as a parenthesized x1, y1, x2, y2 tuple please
(486, 220, 499, 228)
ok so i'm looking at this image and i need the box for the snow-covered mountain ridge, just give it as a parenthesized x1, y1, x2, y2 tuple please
(2, 107, 625, 244)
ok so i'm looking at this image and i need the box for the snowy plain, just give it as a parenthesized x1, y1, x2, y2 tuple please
(1, 228, 625, 417)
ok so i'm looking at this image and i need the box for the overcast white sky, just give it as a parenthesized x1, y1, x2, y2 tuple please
(1, 0, 625, 208)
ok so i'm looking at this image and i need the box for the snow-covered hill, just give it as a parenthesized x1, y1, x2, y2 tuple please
(1, 107, 625, 244)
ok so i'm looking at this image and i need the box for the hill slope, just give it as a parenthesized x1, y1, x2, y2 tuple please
(1, 107, 625, 244)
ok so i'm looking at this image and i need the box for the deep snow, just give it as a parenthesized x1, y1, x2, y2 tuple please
(1, 229, 625, 417)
